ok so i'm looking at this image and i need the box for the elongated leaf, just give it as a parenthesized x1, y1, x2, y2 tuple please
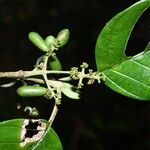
(95, 0, 150, 100)
(103, 49, 150, 100)
(31, 124, 63, 150)
(0, 119, 63, 150)
(95, 0, 150, 71)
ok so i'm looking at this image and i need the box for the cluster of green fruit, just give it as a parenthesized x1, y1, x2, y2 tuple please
(17, 29, 70, 98)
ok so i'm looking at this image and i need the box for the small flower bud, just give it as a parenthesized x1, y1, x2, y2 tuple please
(45, 35, 56, 47)
(56, 29, 70, 47)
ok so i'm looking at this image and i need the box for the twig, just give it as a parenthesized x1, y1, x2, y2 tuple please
(0, 70, 70, 79)
(0, 70, 24, 78)
(24, 78, 45, 84)
(42, 54, 55, 96)
(48, 104, 58, 126)
(0, 82, 16, 88)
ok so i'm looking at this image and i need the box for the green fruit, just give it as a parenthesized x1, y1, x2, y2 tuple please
(41, 55, 46, 62)
(17, 86, 47, 97)
(49, 55, 62, 71)
(45, 35, 56, 47)
(56, 29, 70, 47)
(28, 32, 49, 52)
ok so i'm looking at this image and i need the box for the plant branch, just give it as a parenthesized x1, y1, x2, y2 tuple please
(0, 70, 70, 79)
(42, 54, 55, 98)
(0, 70, 25, 78)
(24, 78, 45, 84)
(48, 104, 58, 126)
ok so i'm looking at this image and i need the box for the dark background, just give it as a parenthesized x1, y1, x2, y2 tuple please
(0, 0, 150, 149)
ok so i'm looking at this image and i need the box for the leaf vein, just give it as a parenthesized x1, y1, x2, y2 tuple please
(110, 69, 150, 89)
(105, 75, 142, 99)
(131, 59, 150, 69)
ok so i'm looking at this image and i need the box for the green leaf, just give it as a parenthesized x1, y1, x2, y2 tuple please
(95, 0, 150, 71)
(61, 82, 80, 99)
(95, 0, 150, 100)
(0, 119, 63, 150)
(96, 0, 150, 100)
(103, 49, 150, 100)
(31, 122, 63, 150)
(49, 80, 80, 99)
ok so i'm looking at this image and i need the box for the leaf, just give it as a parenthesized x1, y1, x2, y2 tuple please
(103, 50, 150, 100)
(61, 82, 80, 99)
(95, 0, 150, 100)
(31, 122, 63, 150)
(0, 119, 63, 150)
(95, 0, 150, 71)
(49, 80, 80, 99)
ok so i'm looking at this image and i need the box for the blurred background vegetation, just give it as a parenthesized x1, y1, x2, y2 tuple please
(0, 0, 150, 149)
